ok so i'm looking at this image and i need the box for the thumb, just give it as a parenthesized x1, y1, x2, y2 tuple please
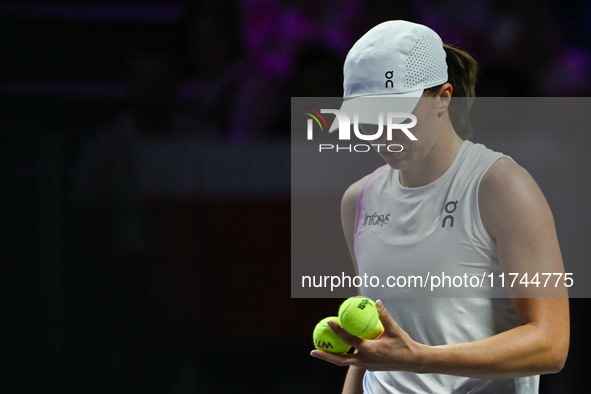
(376, 299, 402, 335)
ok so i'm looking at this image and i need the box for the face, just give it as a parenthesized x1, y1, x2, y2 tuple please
(358, 95, 443, 170)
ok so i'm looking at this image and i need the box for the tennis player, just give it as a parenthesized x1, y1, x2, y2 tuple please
(310, 20, 569, 393)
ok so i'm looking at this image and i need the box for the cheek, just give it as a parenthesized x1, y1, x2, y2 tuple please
(382, 128, 417, 144)
(406, 114, 437, 142)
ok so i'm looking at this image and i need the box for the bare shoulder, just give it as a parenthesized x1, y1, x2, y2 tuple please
(480, 156, 533, 189)
(341, 174, 373, 212)
(479, 156, 552, 241)
(479, 157, 544, 206)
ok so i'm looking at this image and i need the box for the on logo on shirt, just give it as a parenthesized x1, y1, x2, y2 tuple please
(442, 201, 458, 228)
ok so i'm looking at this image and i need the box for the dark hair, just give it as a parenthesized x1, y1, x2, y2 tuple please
(425, 44, 478, 140)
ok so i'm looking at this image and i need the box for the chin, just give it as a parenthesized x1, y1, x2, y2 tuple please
(381, 151, 415, 170)
(381, 156, 405, 169)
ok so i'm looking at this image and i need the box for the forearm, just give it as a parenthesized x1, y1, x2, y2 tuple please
(416, 322, 568, 379)
(342, 365, 365, 394)
(313, 299, 569, 380)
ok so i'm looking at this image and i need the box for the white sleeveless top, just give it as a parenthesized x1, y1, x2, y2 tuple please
(354, 141, 539, 393)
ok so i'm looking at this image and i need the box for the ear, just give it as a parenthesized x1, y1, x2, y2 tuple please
(438, 82, 453, 115)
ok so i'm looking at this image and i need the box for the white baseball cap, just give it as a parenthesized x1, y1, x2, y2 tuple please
(329, 20, 448, 132)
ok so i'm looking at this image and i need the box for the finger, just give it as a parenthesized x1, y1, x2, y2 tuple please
(310, 349, 359, 367)
(376, 299, 402, 335)
(327, 320, 364, 349)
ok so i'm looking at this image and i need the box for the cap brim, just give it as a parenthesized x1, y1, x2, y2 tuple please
(328, 90, 423, 132)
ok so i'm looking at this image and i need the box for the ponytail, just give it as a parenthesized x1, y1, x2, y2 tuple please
(425, 44, 478, 140)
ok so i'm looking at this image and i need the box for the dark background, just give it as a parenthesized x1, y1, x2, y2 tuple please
(2, 0, 590, 392)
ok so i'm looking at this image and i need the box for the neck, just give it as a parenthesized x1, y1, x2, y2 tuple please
(399, 125, 464, 188)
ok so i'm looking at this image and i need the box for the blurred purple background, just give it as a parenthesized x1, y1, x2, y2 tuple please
(2, 0, 590, 140)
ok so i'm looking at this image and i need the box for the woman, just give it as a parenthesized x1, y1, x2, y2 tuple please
(310, 20, 569, 393)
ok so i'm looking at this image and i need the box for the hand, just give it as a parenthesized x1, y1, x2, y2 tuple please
(310, 300, 424, 372)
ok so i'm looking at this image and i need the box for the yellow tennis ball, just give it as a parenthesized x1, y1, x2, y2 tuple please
(338, 296, 380, 337)
(313, 316, 351, 354)
(359, 320, 384, 340)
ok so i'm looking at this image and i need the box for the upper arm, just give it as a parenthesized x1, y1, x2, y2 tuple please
(341, 175, 371, 276)
(479, 157, 569, 364)
(478, 157, 566, 292)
